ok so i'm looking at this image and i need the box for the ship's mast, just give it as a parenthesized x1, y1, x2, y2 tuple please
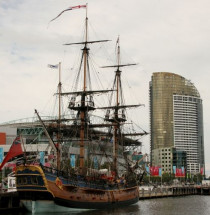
(113, 37, 121, 176)
(57, 62, 62, 170)
(79, 7, 88, 173)
(101, 37, 139, 176)
(62, 4, 110, 174)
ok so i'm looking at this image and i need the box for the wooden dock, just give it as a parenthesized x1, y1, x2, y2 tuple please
(0, 191, 22, 212)
(139, 185, 209, 199)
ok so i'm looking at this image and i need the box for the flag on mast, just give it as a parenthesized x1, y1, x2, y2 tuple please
(48, 64, 59, 69)
(0, 136, 23, 171)
(50, 5, 86, 23)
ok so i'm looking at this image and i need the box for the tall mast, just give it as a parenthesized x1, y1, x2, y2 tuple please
(79, 4, 88, 173)
(83, 7, 88, 92)
(116, 38, 120, 106)
(58, 62, 61, 122)
(62, 4, 110, 174)
(57, 62, 62, 170)
(113, 37, 121, 176)
(101, 37, 138, 176)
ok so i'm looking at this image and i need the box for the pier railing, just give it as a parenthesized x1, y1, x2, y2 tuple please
(139, 185, 202, 199)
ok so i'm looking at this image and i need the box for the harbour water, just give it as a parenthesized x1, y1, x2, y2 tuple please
(5, 195, 210, 215)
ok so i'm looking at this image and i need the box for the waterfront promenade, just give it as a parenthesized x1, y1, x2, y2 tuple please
(139, 185, 210, 199)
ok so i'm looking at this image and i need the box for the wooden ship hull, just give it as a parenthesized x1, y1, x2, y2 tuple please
(16, 165, 139, 213)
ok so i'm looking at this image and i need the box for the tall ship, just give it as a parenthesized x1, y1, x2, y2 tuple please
(14, 5, 147, 213)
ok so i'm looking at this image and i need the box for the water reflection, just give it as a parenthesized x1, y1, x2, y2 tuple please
(138, 196, 210, 215)
(23, 204, 140, 215)
(5, 196, 210, 215)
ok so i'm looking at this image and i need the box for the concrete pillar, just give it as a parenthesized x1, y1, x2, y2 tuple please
(142, 188, 144, 198)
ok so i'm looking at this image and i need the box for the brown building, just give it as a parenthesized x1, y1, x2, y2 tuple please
(150, 72, 204, 174)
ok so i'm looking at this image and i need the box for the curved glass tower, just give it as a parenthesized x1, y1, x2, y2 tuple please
(150, 72, 204, 174)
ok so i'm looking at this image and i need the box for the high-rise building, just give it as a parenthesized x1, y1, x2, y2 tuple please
(150, 72, 204, 174)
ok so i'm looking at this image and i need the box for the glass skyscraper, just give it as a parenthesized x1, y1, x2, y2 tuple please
(150, 72, 204, 174)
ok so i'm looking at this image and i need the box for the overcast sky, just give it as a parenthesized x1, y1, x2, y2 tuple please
(1, 0, 210, 175)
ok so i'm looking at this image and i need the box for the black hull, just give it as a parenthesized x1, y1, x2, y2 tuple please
(55, 196, 139, 209)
